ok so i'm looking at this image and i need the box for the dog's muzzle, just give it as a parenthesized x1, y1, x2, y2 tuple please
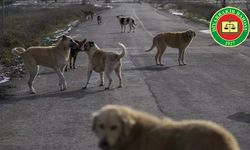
(98, 138, 110, 150)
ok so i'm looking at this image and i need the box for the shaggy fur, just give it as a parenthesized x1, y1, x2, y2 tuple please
(146, 30, 196, 66)
(92, 105, 240, 150)
(11, 35, 78, 94)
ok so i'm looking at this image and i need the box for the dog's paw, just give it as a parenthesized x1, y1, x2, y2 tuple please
(99, 83, 104, 86)
(60, 88, 66, 91)
(117, 85, 123, 88)
(159, 64, 164, 66)
(30, 91, 36, 94)
(82, 86, 87, 89)
(105, 87, 110, 90)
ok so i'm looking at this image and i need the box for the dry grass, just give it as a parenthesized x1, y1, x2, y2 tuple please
(0, 4, 103, 65)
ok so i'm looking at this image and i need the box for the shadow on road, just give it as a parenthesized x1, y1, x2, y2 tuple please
(106, 32, 124, 34)
(227, 112, 250, 124)
(125, 65, 178, 72)
(0, 88, 105, 104)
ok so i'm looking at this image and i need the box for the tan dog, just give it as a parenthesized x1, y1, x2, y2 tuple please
(146, 30, 196, 66)
(11, 35, 78, 94)
(82, 41, 126, 90)
(92, 105, 240, 150)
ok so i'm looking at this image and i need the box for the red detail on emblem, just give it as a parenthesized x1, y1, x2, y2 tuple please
(216, 14, 243, 41)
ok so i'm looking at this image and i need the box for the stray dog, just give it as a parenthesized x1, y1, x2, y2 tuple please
(11, 35, 78, 94)
(65, 39, 86, 71)
(82, 41, 126, 90)
(116, 15, 136, 33)
(146, 30, 196, 66)
(97, 15, 102, 25)
(82, 10, 94, 21)
(92, 105, 240, 150)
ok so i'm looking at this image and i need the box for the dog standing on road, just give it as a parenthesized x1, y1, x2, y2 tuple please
(92, 105, 240, 150)
(81, 10, 94, 22)
(116, 15, 136, 33)
(97, 15, 102, 25)
(82, 41, 126, 90)
(11, 35, 78, 94)
(146, 29, 196, 66)
(65, 39, 86, 71)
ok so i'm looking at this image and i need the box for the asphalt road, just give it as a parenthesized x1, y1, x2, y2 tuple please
(1, 3, 250, 150)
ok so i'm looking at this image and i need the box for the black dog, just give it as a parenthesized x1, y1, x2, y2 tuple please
(97, 15, 102, 24)
(65, 39, 86, 71)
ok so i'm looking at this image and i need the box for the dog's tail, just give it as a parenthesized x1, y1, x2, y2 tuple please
(11, 47, 26, 56)
(117, 42, 126, 59)
(145, 38, 156, 52)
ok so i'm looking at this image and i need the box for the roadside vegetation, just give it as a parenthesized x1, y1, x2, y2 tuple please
(152, 1, 250, 25)
(0, 3, 106, 97)
(0, 4, 105, 64)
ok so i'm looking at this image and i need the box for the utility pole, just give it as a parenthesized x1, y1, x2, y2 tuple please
(2, 0, 4, 36)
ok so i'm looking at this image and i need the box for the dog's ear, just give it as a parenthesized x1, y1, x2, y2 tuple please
(89, 41, 95, 47)
(92, 112, 99, 131)
(119, 111, 136, 137)
(62, 35, 67, 40)
(82, 39, 87, 44)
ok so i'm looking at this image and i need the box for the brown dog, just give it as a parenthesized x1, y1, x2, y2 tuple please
(11, 35, 78, 94)
(92, 105, 240, 150)
(146, 30, 196, 66)
(82, 41, 126, 90)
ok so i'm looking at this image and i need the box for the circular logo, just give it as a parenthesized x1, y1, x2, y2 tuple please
(210, 7, 249, 47)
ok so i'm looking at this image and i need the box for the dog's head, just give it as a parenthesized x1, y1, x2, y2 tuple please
(186, 29, 196, 39)
(73, 39, 87, 51)
(60, 35, 79, 49)
(92, 105, 136, 150)
(83, 41, 99, 52)
(116, 15, 124, 19)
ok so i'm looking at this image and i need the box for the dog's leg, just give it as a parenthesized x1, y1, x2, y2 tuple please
(104, 68, 112, 90)
(155, 50, 160, 66)
(27, 65, 39, 94)
(55, 68, 67, 91)
(83, 69, 93, 89)
(132, 24, 135, 32)
(115, 64, 123, 88)
(128, 24, 132, 33)
(124, 25, 126, 33)
(120, 24, 123, 33)
(73, 53, 77, 69)
(178, 48, 182, 66)
(158, 48, 166, 66)
(99, 72, 104, 86)
(70, 56, 73, 69)
(181, 48, 187, 65)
